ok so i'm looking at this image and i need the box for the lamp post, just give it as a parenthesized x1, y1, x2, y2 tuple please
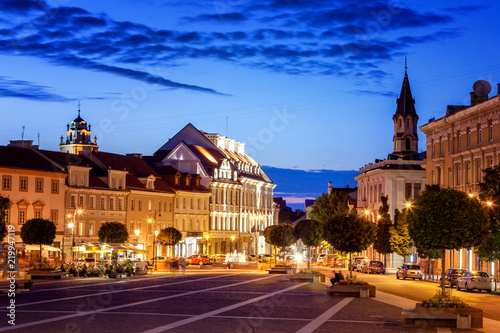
(68, 222, 75, 261)
(205, 235, 210, 255)
(67, 209, 83, 262)
(148, 209, 161, 269)
(154, 230, 159, 270)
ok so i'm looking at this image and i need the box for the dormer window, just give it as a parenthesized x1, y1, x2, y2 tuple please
(147, 179, 153, 189)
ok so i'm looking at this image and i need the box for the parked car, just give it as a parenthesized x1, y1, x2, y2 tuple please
(351, 257, 369, 271)
(316, 254, 327, 265)
(332, 256, 346, 268)
(360, 260, 386, 274)
(310, 254, 318, 263)
(186, 255, 212, 265)
(441, 268, 468, 287)
(396, 263, 423, 280)
(212, 254, 226, 263)
(323, 254, 337, 267)
(456, 271, 492, 292)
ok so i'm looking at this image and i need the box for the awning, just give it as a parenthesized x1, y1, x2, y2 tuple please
(23, 244, 61, 252)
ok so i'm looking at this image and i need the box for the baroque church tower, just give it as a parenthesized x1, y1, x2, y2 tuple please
(392, 64, 419, 157)
(59, 106, 98, 154)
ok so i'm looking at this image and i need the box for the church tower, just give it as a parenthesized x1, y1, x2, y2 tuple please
(392, 64, 419, 157)
(59, 105, 98, 155)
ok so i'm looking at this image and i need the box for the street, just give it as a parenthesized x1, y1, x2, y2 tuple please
(1, 266, 499, 332)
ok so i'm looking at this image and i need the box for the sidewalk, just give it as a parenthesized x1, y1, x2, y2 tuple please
(321, 279, 500, 332)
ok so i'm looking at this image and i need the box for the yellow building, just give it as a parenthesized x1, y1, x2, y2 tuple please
(420, 80, 500, 278)
(0, 141, 67, 261)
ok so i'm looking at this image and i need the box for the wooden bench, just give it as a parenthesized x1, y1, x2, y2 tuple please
(401, 308, 471, 329)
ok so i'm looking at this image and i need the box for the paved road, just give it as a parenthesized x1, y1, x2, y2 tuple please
(0, 268, 497, 332)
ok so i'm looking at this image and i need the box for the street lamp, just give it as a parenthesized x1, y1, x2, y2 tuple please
(148, 209, 161, 269)
(205, 235, 210, 255)
(68, 222, 75, 261)
(154, 230, 159, 270)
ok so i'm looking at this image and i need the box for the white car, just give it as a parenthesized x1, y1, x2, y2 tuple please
(456, 271, 492, 292)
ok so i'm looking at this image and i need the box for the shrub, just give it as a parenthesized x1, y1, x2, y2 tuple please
(421, 289, 470, 308)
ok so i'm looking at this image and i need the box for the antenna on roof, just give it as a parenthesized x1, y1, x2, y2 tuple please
(21, 125, 25, 140)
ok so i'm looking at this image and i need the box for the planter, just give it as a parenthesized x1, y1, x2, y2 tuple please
(405, 303, 483, 329)
(326, 284, 375, 298)
(268, 267, 296, 275)
(28, 270, 63, 280)
(290, 273, 325, 283)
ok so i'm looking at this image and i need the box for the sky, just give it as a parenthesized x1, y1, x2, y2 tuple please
(1, 0, 500, 205)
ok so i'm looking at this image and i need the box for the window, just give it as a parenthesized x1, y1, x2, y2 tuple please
(466, 163, 471, 184)
(131, 199, 135, 211)
(183, 198, 186, 209)
(148, 222, 152, 234)
(476, 161, 482, 183)
(112, 178, 116, 189)
(19, 210, 26, 224)
(130, 222, 134, 232)
(109, 198, 114, 211)
(431, 139, 435, 157)
(89, 196, 95, 209)
(448, 168, 452, 187)
(163, 201, 167, 212)
(70, 195, 76, 209)
(148, 200, 152, 211)
(190, 198, 193, 209)
(169, 202, 172, 212)
(50, 210, 58, 225)
(35, 178, 43, 192)
(2, 176, 11, 190)
(79, 222, 83, 236)
(439, 136, 443, 155)
(118, 198, 123, 211)
(176, 198, 179, 209)
(118, 179, 123, 189)
(35, 210, 41, 218)
(457, 165, 462, 185)
(405, 183, 412, 201)
(100, 197, 106, 210)
(477, 124, 482, 145)
(448, 133, 452, 152)
(3, 209, 9, 224)
(89, 222, 94, 236)
(19, 177, 28, 191)
(489, 120, 493, 142)
(51, 180, 59, 193)
(78, 195, 84, 208)
(138, 200, 142, 211)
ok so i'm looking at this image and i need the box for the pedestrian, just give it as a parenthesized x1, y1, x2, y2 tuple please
(171, 259, 178, 278)
(179, 257, 186, 276)
(330, 270, 344, 286)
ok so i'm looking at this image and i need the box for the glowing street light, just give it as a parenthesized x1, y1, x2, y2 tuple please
(205, 234, 210, 254)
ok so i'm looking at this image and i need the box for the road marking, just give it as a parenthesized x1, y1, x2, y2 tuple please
(141, 281, 308, 333)
(295, 297, 354, 333)
(0, 275, 277, 332)
(14, 273, 240, 307)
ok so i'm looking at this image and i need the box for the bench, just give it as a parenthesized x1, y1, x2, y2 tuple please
(401, 308, 471, 329)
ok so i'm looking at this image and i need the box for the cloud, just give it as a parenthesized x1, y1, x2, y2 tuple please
(0, 75, 73, 101)
(0, 0, 471, 98)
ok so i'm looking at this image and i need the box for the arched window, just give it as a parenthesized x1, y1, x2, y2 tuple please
(82, 133, 86, 142)
(405, 138, 411, 150)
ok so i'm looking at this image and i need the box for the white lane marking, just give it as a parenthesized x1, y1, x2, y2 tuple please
(295, 297, 354, 333)
(141, 282, 309, 333)
(15, 273, 240, 307)
(0, 275, 277, 332)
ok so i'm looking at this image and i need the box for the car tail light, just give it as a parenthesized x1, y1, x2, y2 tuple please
(404, 268, 408, 272)
(470, 278, 475, 282)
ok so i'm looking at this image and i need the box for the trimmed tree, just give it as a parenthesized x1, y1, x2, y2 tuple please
(98, 221, 129, 244)
(20, 218, 56, 268)
(323, 212, 376, 277)
(294, 219, 323, 270)
(0, 196, 9, 243)
(157, 227, 182, 257)
(373, 196, 393, 266)
(389, 209, 412, 262)
(406, 186, 489, 296)
(476, 165, 500, 262)
(264, 224, 297, 266)
(264, 225, 278, 265)
(309, 191, 350, 224)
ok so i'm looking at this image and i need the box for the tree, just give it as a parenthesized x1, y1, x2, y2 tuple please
(264, 224, 297, 266)
(20, 218, 56, 267)
(98, 221, 129, 244)
(309, 191, 350, 224)
(293, 219, 323, 270)
(0, 196, 9, 243)
(415, 244, 442, 280)
(373, 196, 393, 266)
(389, 209, 412, 262)
(158, 227, 182, 257)
(406, 186, 489, 296)
(476, 165, 500, 262)
(323, 212, 376, 277)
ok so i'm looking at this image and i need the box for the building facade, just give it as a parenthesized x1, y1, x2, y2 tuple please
(420, 81, 500, 278)
(355, 68, 426, 267)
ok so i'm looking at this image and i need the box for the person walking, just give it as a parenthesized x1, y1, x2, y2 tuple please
(179, 257, 186, 276)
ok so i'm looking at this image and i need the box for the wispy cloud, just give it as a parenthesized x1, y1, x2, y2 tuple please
(0, 0, 481, 101)
(0, 75, 73, 101)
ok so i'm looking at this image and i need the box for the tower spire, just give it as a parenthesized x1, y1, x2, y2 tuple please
(78, 101, 81, 116)
(404, 56, 407, 76)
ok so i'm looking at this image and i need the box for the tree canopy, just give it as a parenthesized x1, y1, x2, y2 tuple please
(98, 221, 129, 243)
(374, 196, 393, 257)
(0, 196, 9, 243)
(309, 191, 350, 224)
(20, 218, 57, 267)
(389, 208, 412, 260)
(294, 219, 323, 270)
(406, 186, 489, 295)
(476, 165, 500, 262)
(158, 227, 182, 246)
(268, 224, 297, 249)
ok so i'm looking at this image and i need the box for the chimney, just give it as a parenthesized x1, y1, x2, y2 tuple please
(8, 140, 38, 149)
(126, 153, 143, 159)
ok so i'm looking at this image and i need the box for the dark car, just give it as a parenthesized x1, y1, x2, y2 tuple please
(396, 263, 423, 280)
(441, 268, 468, 287)
(361, 260, 386, 274)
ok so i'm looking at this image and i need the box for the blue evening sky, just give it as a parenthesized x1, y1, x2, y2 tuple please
(1, 1, 499, 180)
